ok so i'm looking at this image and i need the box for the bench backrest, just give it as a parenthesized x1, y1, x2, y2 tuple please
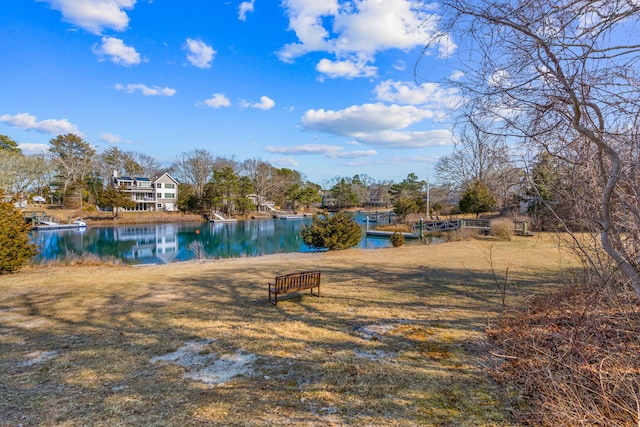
(274, 270, 321, 292)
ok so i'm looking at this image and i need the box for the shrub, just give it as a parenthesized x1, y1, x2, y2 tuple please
(300, 211, 362, 250)
(490, 218, 515, 240)
(390, 232, 405, 247)
(0, 200, 37, 273)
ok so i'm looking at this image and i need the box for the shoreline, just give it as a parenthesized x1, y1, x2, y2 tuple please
(23, 206, 293, 226)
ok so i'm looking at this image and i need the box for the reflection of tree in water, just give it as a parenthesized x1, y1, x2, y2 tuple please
(34, 218, 397, 264)
(83, 228, 136, 259)
(200, 220, 310, 258)
(188, 240, 205, 260)
(32, 228, 137, 263)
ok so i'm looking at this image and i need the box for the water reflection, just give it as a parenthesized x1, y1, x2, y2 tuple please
(32, 218, 435, 265)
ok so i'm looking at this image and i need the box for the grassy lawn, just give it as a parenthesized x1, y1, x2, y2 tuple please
(0, 234, 577, 426)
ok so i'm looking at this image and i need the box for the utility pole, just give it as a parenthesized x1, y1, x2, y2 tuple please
(425, 180, 430, 218)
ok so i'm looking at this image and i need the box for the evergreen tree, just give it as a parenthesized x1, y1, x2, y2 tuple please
(458, 180, 496, 218)
(331, 178, 359, 208)
(300, 211, 362, 250)
(0, 134, 21, 153)
(95, 186, 137, 218)
(0, 194, 37, 273)
(526, 152, 559, 229)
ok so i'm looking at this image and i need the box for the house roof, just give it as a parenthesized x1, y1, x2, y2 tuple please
(153, 172, 179, 185)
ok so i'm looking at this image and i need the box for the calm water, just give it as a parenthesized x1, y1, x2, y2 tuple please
(32, 217, 433, 265)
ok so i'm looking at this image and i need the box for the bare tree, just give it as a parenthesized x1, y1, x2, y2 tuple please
(99, 147, 162, 184)
(428, 0, 640, 296)
(435, 125, 521, 209)
(241, 158, 278, 211)
(0, 152, 50, 204)
(49, 134, 96, 207)
(170, 149, 215, 210)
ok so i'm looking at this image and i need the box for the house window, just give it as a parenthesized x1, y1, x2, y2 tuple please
(157, 204, 162, 208)
(137, 181, 151, 188)
(164, 193, 175, 199)
(156, 183, 162, 189)
(165, 183, 175, 189)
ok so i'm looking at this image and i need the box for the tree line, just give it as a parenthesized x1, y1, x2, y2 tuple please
(0, 132, 533, 219)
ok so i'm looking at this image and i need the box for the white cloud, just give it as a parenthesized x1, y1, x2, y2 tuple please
(246, 96, 275, 110)
(393, 60, 406, 71)
(302, 103, 435, 136)
(278, 0, 449, 78)
(435, 33, 457, 58)
(238, 0, 255, 21)
(265, 144, 343, 155)
(300, 102, 456, 149)
(450, 70, 465, 81)
(374, 80, 461, 109)
(18, 143, 51, 155)
(277, 0, 338, 63)
(0, 112, 83, 136)
(264, 144, 376, 159)
(184, 38, 216, 68)
(270, 157, 299, 167)
(340, 153, 436, 168)
(93, 37, 142, 66)
(115, 83, 176, 96)
(203, 93, 231, 108)
(316, 58, 377, 79)
(100, 132, 132, 144)
(356, 129, 453, 148)
(489, 69, 512, 87)
(40, 0, 136, 34)
(333, 149, 378, 159)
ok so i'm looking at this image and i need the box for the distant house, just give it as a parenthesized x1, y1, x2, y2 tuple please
(247, 194, 276, 212)
(112, 171, 179, 212)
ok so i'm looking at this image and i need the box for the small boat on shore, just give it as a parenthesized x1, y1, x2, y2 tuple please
(33, 219, 86, 231)
(276, 214, 306, 220)
(209, 213, 237, 223)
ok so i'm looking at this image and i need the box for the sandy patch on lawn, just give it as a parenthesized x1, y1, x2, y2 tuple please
(150, 339, 257, 385)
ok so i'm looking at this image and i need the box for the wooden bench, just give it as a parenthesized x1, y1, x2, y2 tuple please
(268, 270, 321, 305)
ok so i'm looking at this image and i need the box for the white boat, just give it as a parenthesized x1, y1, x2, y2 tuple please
(209, 213, 237, 223)
(73, 219, 87, 228)
(33, 219, 86, 231)
(277, 214, 306, 220)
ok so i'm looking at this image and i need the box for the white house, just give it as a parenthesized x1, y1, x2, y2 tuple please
(112, 171, 179, 212)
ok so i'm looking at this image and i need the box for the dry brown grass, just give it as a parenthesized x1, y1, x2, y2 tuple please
(0, 234, 577, 426)
(373, 224, 413, 233)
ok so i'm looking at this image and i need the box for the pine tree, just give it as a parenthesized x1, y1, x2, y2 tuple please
(95, 186, 137, 218)
(459, 180, 496, 219)
(300, 211, 362, 250)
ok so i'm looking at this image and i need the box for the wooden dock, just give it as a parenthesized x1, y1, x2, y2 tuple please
(33, 222, 86, 231)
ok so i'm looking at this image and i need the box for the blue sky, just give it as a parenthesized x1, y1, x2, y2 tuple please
(0, 0, 462, 184)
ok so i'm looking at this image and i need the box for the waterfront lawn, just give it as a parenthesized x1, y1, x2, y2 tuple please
(0, 234, 576, 426)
